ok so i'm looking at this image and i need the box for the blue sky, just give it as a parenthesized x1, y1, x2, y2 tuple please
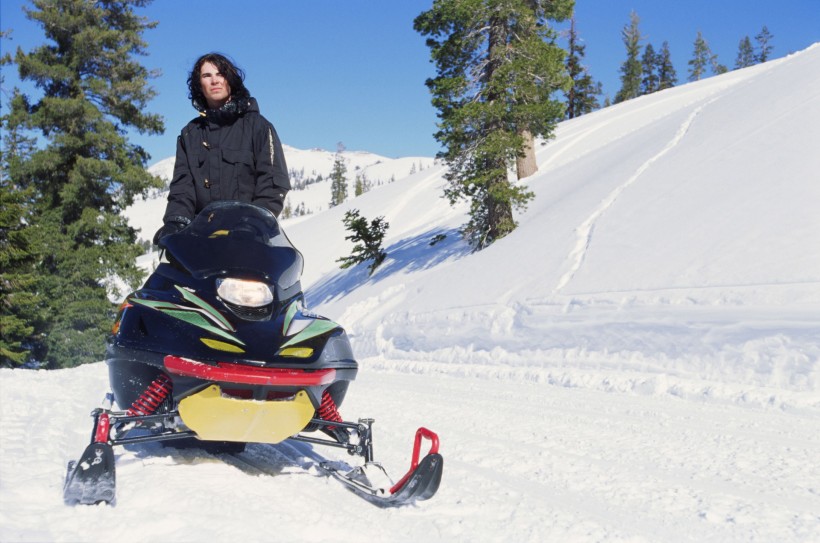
(2, 1, 818, 164)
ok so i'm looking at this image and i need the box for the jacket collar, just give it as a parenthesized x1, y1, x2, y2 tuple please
(199, 96, 259, 125)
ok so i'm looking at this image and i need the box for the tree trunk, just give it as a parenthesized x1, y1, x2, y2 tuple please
(516, 129, 538, 179)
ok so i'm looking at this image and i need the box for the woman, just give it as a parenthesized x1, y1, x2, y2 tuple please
(154, 53, 290, 243)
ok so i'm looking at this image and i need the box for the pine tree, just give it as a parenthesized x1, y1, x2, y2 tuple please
(565, 16, 600, 118)
(615, 11, 643, 103)
(0, 190, 42, 367)
(354, 172, 370, 196)
(755, 26, 774, 63)
(414, 0, 573, 249)
(656, 41, 677, 91)
(640, 43, 658, 95)
(513, 3, 571, 180)
(690, 31, 726, 80)
(0, 90, 44, 367)
(336, 209, 389, 276)
(688, 31, 711, 81)
(735, 36, 755, 69)
(281, 201, 293, 219)
(329, 143, 348, 207)
(4, 0, 164, 368)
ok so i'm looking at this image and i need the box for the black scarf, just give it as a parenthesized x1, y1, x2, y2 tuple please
(203, 96, 252, 125)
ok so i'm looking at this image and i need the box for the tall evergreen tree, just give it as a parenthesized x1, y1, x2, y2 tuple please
(354, 172, 371, 196)
(688, 31, 711, 81)
(656, 41, 677, 91)
(0, 184, 41, 367)
(513, 1, 572, 180)
(0, 89, 44, 367)
(735, 36, 755, 69)
(3, 0, 164, 368)
(614, 10, 643, 103)
(329, 143, 348, 207)
(414, 0, 574, 249)
(565, 16, 600, 118)
(689, 31, 726, 80)
(755, 26, 774, 63)
(640, 43, 658, 95)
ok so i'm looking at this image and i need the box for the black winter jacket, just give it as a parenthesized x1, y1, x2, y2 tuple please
(162, 97, 290, 224)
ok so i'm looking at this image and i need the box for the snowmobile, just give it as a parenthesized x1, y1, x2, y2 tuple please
(63, 201, 442, 507)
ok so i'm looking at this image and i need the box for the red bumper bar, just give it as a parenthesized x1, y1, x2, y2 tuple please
(164, 355, 336, 386)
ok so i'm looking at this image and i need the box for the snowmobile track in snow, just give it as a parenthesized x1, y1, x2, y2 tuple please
(554, 97, 716, 294)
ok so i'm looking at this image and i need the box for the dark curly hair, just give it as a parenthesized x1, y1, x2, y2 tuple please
(187, 52, 250, 111)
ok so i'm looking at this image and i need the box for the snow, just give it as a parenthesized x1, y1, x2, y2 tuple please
(2, 44, 820, 542)
(126, 145, 437, 242)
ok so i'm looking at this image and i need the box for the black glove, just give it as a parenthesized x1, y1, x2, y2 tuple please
(153, 216, 190, 246)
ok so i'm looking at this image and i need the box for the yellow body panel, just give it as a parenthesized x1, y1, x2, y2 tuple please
(178, 385, 314, 444)
(199, 337, 245, 353)
(278, 347, 314, 358)
(200, 338, 246, 353)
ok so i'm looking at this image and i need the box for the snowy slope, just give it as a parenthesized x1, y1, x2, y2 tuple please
(126, 145, 437, 243)
(2, 45, 820, 543)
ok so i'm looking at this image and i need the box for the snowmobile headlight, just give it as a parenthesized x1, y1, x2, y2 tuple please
(216, 278, 273, 307)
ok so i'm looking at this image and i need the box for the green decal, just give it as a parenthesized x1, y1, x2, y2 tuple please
(163, 310, 245, 345)
(131, 297, 243, 346)
(280, 319, 339, 349)
(131, 299, 179, 311)
(283, 301, 299, 335)
(175, 285, 234, 331)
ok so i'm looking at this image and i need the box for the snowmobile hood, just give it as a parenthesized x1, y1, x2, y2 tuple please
(162, 202, 303, 291)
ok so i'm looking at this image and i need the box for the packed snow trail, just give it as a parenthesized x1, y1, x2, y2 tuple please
(554, 99, 712, 293)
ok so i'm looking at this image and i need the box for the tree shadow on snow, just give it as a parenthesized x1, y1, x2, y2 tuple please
(306, 226, 469, 307)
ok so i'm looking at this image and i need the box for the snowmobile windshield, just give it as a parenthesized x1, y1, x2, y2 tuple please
(186, 201, 288, 247)
(163, 201, 303, 290)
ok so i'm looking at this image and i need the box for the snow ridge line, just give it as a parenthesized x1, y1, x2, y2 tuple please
(554, 100, 713, 294)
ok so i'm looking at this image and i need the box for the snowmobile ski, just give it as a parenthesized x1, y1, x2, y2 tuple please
(63, 442, 116, 505)
(318, 427, 443, 507)
(321, 453, 443, 507)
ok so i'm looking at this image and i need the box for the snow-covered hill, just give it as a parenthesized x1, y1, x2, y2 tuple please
(127, 145, 437, 242)
(2, 45, 820, 542)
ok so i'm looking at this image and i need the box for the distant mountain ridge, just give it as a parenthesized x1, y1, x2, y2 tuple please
(129, 144, 437, 242)
(146, 145, 435, 187)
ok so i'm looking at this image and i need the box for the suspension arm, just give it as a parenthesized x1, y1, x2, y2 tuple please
(290, 417, 375, 462)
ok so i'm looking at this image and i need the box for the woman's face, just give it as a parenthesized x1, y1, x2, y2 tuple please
(199, 61, 232, 109)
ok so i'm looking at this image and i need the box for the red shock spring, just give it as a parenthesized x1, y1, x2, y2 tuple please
(318, 389, 343, 428)
(127, 373, 173, 416)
